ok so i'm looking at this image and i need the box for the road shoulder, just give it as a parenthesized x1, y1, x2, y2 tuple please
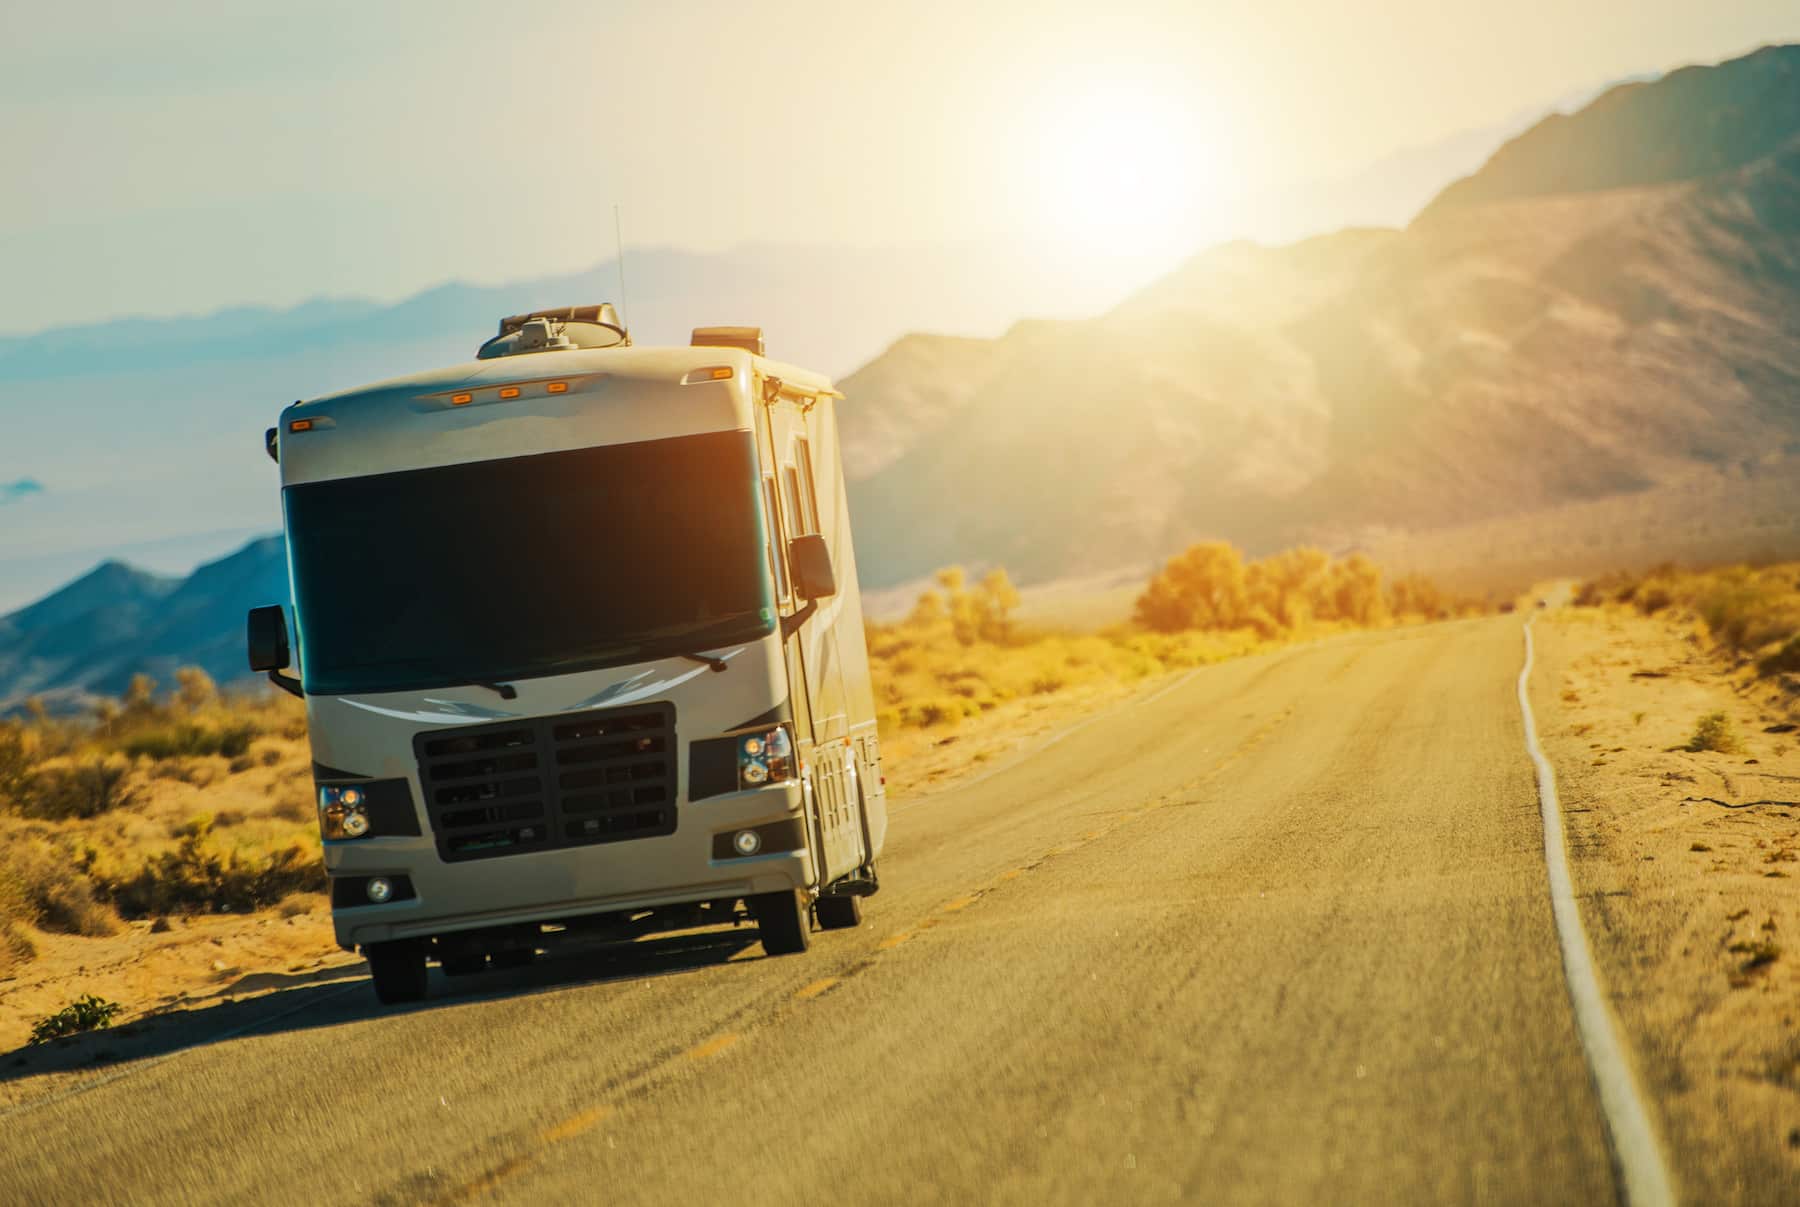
(1535, 605, 1800, 1203)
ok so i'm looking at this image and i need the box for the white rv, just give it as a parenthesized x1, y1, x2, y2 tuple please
(248, 306, 886, 1003)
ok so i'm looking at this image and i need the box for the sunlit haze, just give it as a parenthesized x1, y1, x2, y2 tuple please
(5, 1, 1800, 332)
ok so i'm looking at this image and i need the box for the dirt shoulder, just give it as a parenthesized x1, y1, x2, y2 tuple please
(1534, 605, 1800, 1203)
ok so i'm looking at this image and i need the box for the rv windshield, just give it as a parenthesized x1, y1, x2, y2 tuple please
(283, 431, 776, 695)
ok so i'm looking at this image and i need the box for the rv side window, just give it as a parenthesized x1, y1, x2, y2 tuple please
(762, 473, 791, 601)
(794, 439, 821, 535)
(782, 465, 807, 540)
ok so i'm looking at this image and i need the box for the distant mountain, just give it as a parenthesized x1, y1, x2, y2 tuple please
(1420, 45, 1800, 218)
(839, 43, 1800, 590)
(0, 538, 285, 711)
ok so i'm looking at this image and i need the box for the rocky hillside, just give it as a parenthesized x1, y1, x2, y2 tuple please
(841, 44, 1800, 590)
(0, 538, 287, 711)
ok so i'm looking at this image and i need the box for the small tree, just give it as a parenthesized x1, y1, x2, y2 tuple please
(174, 667, 218, 713)
(122, 674, 158, 717)
(975, 569, 1021, 643)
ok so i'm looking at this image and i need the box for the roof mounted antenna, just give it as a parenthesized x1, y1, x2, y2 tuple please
(613, 205, 630, 330)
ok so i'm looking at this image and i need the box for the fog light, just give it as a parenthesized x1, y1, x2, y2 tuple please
(366, 876, 394, 904)
(340, 809, 371, 838)
(732, 829, 762, 856)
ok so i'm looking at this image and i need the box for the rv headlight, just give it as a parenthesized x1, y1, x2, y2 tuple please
(738, 725, 795, 790)
(319, 785, 373, 841)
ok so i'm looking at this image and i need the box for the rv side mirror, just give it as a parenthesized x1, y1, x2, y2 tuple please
(246, 605, 291, 673)
(788, 534, 837, 600)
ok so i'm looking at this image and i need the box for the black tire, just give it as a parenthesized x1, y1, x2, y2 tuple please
(491, 948, 537, 970)
(439, 954, 486, 977)
(366, 941, 428, 1004)
(749, 890, 810, 956)
(815, 893, 862, 931)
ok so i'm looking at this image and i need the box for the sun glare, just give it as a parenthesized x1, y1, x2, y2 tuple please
(1032, 82, 1224, 257)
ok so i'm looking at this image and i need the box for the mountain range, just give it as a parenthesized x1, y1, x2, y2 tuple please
(0, 538, 287, 708)
(839, 43, 1800, 590)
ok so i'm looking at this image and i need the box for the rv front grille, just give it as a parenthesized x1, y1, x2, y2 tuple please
(413, 705, 677, 862)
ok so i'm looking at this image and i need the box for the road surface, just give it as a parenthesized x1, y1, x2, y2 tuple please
(2, 617, 1628, 1204)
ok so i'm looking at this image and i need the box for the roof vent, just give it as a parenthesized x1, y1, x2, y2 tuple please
(691, 326, 764, 356)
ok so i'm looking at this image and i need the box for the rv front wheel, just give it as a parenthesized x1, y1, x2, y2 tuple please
(815, 894, 862, 930)
(749, 890, 810, 956)
(366, 940, 429, 1004)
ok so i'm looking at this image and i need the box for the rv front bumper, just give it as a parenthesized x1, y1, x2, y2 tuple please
(324, 782, 810, 949)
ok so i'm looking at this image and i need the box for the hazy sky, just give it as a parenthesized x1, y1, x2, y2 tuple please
(6, 0, 1800, 334)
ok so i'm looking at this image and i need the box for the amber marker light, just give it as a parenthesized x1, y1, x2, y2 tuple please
(546, 381, 569, 394)
(499, 386, 522, 400)
(710, 367, 733, 380)
(450, 392, 473, 406)
(288, 419, 314, 432)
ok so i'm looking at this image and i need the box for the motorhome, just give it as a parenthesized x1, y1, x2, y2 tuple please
(248, 305, 886, 1003)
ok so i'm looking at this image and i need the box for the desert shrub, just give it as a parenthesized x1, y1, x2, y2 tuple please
(1761, 636, 1800, 677)
(0, 842, 117, 936)
(0, 720, 32, 809)
(18, 755, 137, 820)
(100, 823, 322, 918)
(1136, 542, 1250, 633)
(0, 919, 35, 975)
(1686, 711, 1744, 754)
(29, 995, 121, 1044)
(173, 667, 218, 712)
(119, 720, 258, 761)
(1135, 542, 1423, 635)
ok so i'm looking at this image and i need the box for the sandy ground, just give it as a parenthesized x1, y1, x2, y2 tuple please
(1535, 604, 1800, 1203)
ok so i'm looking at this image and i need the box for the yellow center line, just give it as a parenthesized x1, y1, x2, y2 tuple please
(941, 895, 978, 913)
(542, 1105, 614, 1144)
(998, 868, 1024, 881)
(684, 1033, 740, 1061)
(794, 977, 838, 1001)
(877, 931, 911, 949)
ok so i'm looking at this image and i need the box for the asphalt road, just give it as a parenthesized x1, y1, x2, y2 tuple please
(2, 617, 1625, 1205)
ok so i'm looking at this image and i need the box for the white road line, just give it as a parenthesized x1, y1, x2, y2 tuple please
(1519, 614, 1677, 1207)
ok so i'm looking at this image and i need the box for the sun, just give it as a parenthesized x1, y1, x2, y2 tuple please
(1031, 81, 1222, 257)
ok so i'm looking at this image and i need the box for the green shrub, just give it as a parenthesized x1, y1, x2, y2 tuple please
(29, 994, 121, 1044)
(1686, 711, 1744, 754)
(101, 824, 322, 918)
(19, 756, 137, 820)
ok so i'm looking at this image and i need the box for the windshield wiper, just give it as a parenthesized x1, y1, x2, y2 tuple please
(679, 652, 730, 673)
(472, 681, 519, 700)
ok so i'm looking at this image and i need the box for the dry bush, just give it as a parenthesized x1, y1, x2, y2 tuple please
(1686, 711, 1744, 754)
(1762, 636, 1800, 677)
(18, 755, 137, 820)
(99, 820, 322, 918)
(1133, 542, 1447, 636)
(0, 842, 117, 936)
(120, 720, 259, 761)
(1583, 562, 1800, 676)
